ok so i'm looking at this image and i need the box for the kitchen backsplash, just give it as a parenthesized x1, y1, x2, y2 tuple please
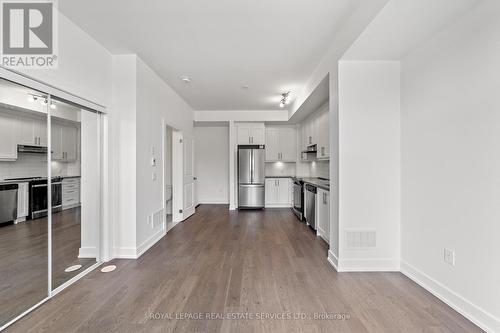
(309, 160, 329, 179)
(265, 162, 296, 177)
(0, 154, 80, 180)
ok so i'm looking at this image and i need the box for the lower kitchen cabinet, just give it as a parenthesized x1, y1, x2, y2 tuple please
(316, 188, 330, 243)
(265, 178, 292, 208)
(62, 177, 81, 209)
(15, 182, 29, 222)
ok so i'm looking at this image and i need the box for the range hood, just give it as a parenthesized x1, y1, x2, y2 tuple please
(17, 145, 48, 154)
(301, 144, 317, 154)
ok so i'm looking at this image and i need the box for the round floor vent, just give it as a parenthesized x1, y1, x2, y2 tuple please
(65, 265, 82, 273)
(101, 265, 116, 273)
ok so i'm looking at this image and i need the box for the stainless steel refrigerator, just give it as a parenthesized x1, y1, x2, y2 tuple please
(238, 145, 265, 209)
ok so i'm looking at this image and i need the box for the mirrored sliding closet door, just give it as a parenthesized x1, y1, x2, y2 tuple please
(0, 78, 102, 328)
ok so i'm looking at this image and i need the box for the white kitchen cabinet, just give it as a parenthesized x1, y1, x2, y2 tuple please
(317, 107, 330, 160)
(0, 113, 18, 160)
(51, 123, 64, 160)
(51, 123, 78, 162)
(265, 126, 296, 162)
(16, 182, 29, 222)
(237, 123, 265, 145)
(316, 188, 330, 243)
(62, 126, 78, 162)
(265, 177, 291, 207)
(62, 177, 81, 209)
(17, 116, 47, 147)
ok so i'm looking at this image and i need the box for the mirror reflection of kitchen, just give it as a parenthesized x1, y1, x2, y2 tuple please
(0, 78, 100, 326)
(0, 78, 49, 325)
(50, 98, 98, 290)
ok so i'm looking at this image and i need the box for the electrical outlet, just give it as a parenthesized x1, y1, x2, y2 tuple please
(444, 248, 455, 266)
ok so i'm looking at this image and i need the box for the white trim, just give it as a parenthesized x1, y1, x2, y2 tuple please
(229, 204, 236, 211)
(51, 262, 101, 297)
(166, 221, 180, 233)
(113, 247, 138, 259)
(112, 227, 166, 259)
(401, 260, 499, 333)
(136, 227, 166, 258)
(265, 204, 293, 208)
(0, 67, 106, 113)
(0, 298, 48, 331)
(78, 247, 97, 258)
(338, 258, 400, 272)
(327, 250, 339, 271)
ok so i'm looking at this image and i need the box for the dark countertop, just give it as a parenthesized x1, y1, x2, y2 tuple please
(61, 175, 81, 179)
(296, 177, 330, 191)
(265, 176, 294, 178)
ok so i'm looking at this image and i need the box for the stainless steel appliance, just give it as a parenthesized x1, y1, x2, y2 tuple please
(300, 144, 317, 161)
(0, 184, 18, 225)
(29, 177, 62, 219)
(304, 184, 317, 230)
(238, 145, 265, 209)
(292, 178, 304, 221)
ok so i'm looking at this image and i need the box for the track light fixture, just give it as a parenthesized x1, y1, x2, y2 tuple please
(279, 91, 292, 108)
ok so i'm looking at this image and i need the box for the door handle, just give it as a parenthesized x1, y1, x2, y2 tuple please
(193, 177, 197, 180)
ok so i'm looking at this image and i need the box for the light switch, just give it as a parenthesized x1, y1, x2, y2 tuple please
(151, 157, 156, 166)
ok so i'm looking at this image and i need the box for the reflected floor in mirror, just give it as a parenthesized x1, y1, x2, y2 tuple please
(0, 207, 95, 325)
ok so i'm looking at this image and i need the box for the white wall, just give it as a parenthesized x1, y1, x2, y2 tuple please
(338, 61, 400, 271)
(194, 125, 229, 204)
(401, 1, 500, 330)
(20, 12, 113, 107)
(110, 55, 137, 256)
(135, 57, 194, 251)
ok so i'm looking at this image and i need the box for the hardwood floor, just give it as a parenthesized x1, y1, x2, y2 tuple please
(7, 205, 481, 332)
(0, 207, 95, 326)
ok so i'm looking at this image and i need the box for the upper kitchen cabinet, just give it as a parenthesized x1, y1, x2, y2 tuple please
(265, 126, 296, 162)
(51, 121, 78, 162)
(17, 116, 47, 147)
(293, 75, 330, 161)
(63, 126, 78, 162)
(316, 105, 329, 160)
(237, 123, 265, 145)
(0, 112, 18, 160)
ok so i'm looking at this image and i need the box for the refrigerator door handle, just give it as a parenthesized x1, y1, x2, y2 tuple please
(250, 150, 253, 183)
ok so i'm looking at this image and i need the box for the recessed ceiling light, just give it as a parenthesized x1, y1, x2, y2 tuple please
(179, 76, 192, 84)
(241, 85, 249, 89)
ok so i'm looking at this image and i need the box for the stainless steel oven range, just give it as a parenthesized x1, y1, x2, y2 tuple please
(292, 178, 304, 221)
(29, 177, 62, 219)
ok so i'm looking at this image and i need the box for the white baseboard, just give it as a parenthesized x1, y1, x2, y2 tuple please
(136, 227, 166, 258)
(112, 247, 138, 259)
(327, 250, 339, 271)
(198, 200, 229, 205)
(265, 204, 292, 208)
(112, 227, 166, 259)
(401, 260, 499, 333)
(229, 204, 236, 211)
(78, 246, 97, 258)
(338, 258, 400, 272)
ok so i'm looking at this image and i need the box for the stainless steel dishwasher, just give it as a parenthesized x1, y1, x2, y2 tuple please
(304, 184, 317, 230)
(0, 183, 18, 225)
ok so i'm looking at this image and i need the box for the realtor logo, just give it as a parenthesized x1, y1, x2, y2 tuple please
(1, 0, 57, 68)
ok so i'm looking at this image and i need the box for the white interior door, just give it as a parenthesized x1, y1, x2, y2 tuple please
(183, 136, 196, 219)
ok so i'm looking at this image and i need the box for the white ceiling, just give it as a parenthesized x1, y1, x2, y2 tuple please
(342, 0, 480, 60)
(59, 0, 360, 111)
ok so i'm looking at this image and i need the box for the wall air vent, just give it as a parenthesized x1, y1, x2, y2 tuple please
(345, 230, 376, 248)
(150, 208, 164, 228)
